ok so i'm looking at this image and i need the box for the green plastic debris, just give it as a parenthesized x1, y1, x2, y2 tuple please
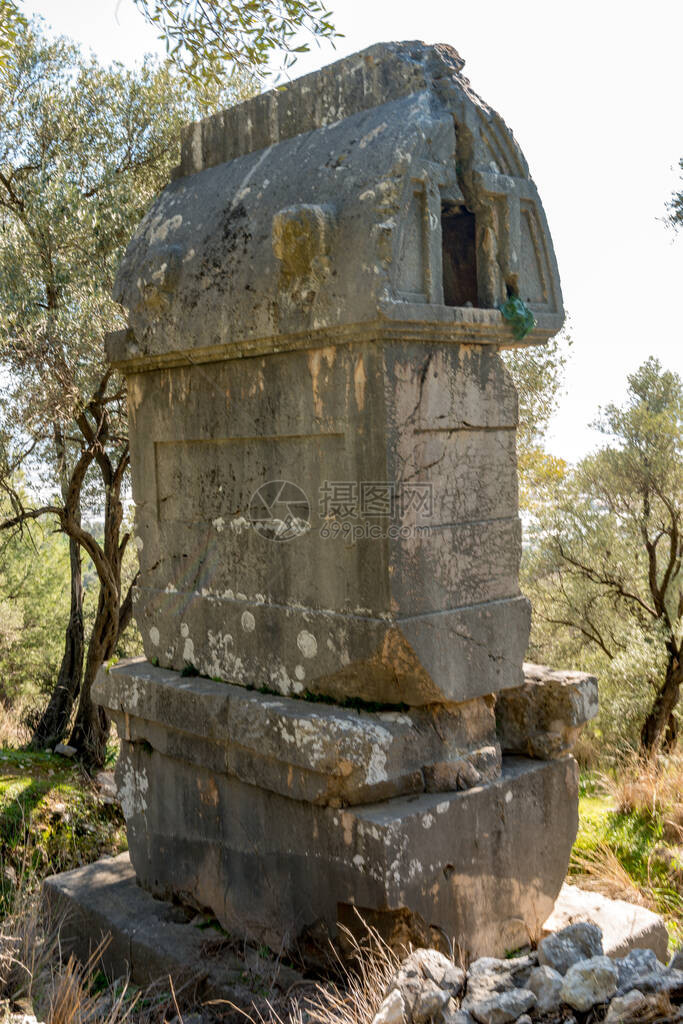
(499, 295, 536, 340)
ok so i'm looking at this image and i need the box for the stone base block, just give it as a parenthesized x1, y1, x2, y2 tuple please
(118, 744, 578, 958)
(42, 854, 302, 997)
(543, 883, 669, 962)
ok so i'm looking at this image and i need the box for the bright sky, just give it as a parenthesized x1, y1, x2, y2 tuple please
(25, 0, 683, 463)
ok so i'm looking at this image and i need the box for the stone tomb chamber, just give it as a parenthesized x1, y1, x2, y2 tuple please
(93, 41, 597, 956)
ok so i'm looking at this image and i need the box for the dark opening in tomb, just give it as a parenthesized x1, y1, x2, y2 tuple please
(441, 204, 478, 307)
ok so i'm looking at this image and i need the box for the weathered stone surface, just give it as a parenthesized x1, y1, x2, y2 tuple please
(605, 989, 648, 1023)
(619, 967, 683, 996)
(527, 964, 563, 1014)
(496, 663, 598, 759)
(465, 989, 535, 1024)
(615, 948, 666, 993)
(126, 343, 531, 707)
(374, 950, 465, 1024)
(41, 854, 300, 999)
(382, 949, 465, 1024)
(107, 42, 565, 710)
(95, 658, 501, 807)
(372, 989, 406, 1024)
(442, 1010, 474, 1024)
(114, 731, 577, 956)
(462, 954, 538, 1023)
(559, 956, 618, 1011)
(91, 40, 574, 959)
(467, 955, 536, 985)
(543, 883, 669, 961)
(112, 42, 563, 365)
(538, 921, 603, 974)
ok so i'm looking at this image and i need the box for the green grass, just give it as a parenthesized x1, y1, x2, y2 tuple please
(572, 771, 683, 949)
(0, 747, 127, 915)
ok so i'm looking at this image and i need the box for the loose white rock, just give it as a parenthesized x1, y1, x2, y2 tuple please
(464, 988, 536, 1024)
(605, 989, 648, 1023)
(371, 988, 405, 1024)
(615, 947, 665, 992)
(538, 921, 603, 974)
(560, 955, 618, 1012)
(528, 964, 563, 1014)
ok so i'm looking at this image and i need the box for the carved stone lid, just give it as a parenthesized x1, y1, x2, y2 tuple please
(110, 42, 563, 372)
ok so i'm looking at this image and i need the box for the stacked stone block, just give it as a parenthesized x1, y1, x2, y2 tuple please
(95, 41, 594, 956)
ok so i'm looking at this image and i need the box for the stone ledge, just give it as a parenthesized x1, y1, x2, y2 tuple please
(95, 658, 501, 807)
(496, 662, 599, 759)
(42, 853, 302, 999)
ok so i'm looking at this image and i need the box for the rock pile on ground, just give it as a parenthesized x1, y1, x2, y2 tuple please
(371, 924, 683, 1024)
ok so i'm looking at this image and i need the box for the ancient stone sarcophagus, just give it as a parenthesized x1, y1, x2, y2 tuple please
(95, 41, 594, 957)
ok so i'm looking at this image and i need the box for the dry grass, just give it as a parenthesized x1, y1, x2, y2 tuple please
(602, 753, 683, 819)
(0, 863, 60, 1008)
(47, 940, 137, 1024)
(570, 841, 652, 907)
(211, 920, 401, 1024)
(0, 699, 31, 750)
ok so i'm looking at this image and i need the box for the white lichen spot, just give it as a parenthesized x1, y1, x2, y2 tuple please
(505, 790, 513, 804)
(366, 743, 388, 785)
(241, 610, 256, 632)
(149, 213, 182, 244)
(212, 517, 225, 532)
(436, 801, 450, 814)
(297, 631, 317, 659)
(118, 761, 149, 820)
(183, 637, 195, 663)
(230, 516, 250, 535)
(180, 622, 189, 639)
(149, 627, 160, 647)
(422, 813, 434, 830)
(294, 664, 306, 681)
(353, 854, 365, 868)
(292, 681, 304, 695)
(358, 123, 385, 149)
(134, 536, 144, 551)
(408, 858, 422, 880)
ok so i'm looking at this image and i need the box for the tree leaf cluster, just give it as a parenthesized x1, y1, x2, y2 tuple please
(524, 358, 682, 753)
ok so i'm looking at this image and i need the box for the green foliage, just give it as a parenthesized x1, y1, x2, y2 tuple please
(0, 1, 24, 71)
(0, 510, 71, 701)
(523, 357, 683, 752)
(0, 21, 245, 447)
(667, 155, 683, 231)
(499, 294, 536, 341)
(0, 22, 244, 754)
(0, 748, 126, 914)
(573, 777, 683, 946)
(503, 329, 571, 512)
(0, 1, 330, 84)
(132, 0, 339, 83)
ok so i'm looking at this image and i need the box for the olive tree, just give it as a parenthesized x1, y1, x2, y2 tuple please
(0, 23, 249, 763)
(525, 358, 682, 755)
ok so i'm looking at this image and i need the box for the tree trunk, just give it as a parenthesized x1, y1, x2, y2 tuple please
(68, 587, 118, 767)
(640, 648, 683, 755)
(29, 535, 84, 749)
